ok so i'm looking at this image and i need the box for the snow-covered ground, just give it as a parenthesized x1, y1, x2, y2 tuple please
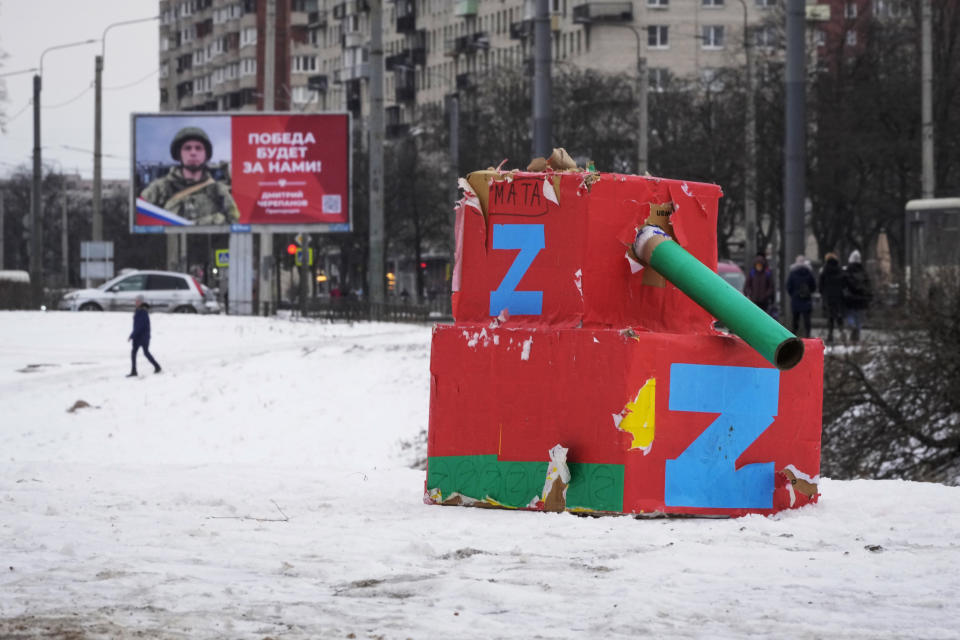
(1, 311, 958, 639)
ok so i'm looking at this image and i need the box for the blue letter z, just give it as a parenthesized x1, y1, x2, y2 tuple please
(489, 224, 545, 316)
(665, 363, 780, 509)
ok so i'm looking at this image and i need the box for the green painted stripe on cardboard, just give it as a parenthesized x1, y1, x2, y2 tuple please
(427, 455, 625, 512)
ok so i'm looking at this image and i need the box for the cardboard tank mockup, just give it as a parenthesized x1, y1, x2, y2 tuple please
(425, 155, 822, 517)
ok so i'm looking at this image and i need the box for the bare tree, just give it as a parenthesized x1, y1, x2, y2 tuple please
(822, 272, 960, 485)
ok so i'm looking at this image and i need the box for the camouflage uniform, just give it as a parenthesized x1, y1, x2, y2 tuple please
(140, 167, 240, 225)
(139, 126, 240, 225)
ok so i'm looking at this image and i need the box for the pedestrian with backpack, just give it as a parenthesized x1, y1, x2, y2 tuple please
(843, 250, 872, 343)
(787, 255, 817, 337)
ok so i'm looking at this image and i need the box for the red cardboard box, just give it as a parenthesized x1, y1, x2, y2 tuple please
(426, 325, 822, 516)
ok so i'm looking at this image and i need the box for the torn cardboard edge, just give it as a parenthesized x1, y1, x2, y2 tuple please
(781, 465, 820, 507)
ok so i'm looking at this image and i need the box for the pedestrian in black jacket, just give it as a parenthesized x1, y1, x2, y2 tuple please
(786, 255, 817, 337)
(128, 295, 161, 377)
(818, 253, 845, 344)
(843, 249, 872, 343)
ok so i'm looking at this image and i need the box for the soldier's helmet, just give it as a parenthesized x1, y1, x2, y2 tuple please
(170, 127, 213, 162)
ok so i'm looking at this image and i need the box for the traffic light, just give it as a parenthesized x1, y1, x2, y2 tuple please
(286, 243, 298, 256)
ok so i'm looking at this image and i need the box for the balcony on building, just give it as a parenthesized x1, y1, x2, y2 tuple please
(455, 72, 474, 91)
(346, 79, 362, 114)
(385, 51, 408, 72)
(342, 29, 365, 49)
(386, 46, 425, 72)
(308, 74, 328, 93)
(571, 1, 633, 23)
(445, 31, 489, 57)
(455, 0, 478, 17)
(338, 62, 370, 83)
(386, 105, 410, 138)
(395, 70, 416, 103)
(396, 0, 416, 33)
(308, 10, 328, 28)
(510, 20, 532, 40)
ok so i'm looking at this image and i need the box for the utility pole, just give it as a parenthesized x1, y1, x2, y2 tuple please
(61, 198, 69, 286)
(783, 0, 806, 325)
(368, 0, 386, 310)
(31, 72, 43, 307)
(446, 92, 459, 251)
(637, 56, 648, 174)
(93, 55, 103, 242)
(739, 0, 758, 264)
(532, 0, 551, 157)
(260, 0, 277, 315)
(0, 190, 5, 270)
(921, 0, 935, 198)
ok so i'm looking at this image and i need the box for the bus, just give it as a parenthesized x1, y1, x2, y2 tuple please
(905, 197, 960, 298)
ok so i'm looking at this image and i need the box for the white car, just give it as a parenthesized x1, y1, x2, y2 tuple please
(59, 270, 221, 314)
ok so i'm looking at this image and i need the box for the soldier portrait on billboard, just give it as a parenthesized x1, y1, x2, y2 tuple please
(139, 126, 240, 225)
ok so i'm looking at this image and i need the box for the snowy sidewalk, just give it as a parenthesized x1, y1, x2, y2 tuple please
(1, 312, 958, 639)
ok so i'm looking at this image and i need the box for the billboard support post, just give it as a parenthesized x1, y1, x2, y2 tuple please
(228, 232, 254, 315)
(368, 0, 386, 310)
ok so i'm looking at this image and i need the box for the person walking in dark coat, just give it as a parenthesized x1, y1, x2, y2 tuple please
(818, 252, 845, 344)
(843, 249, 872, 343)
(128, 295, 161, 377)
(744, 253, 776, 315)
(786, 254, 817, 338)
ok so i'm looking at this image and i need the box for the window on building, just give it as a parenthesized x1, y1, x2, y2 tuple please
(754, 25, 777, 48)
(756, 0, 775, 7)
(702, 25, 724, 49)
(241, 26, 257, 47)
(703, 0, 724, 7)
(648, 66, 669, 92)
(814, 29, 826, 46)
(160, 61, 169, 79)
(647, 0, 669, 8)
(292, 85, 313, 104)
(648, 25, 669, 48)
(292, 55, 318, 72)
(872, 0, 904, 18)
(844, 1, 858, 18)
(845, 29, 857, 45)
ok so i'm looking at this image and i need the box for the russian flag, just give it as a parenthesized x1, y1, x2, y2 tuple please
(135, 198, 195, 226)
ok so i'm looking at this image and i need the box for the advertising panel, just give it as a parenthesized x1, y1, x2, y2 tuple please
(131, 112, 351, 234)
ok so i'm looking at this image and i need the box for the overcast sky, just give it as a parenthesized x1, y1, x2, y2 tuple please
(0, 0, 160, 181)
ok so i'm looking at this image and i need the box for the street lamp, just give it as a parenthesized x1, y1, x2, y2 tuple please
(571, 17, 647, 174)
(93, 16, 159, 244)
(32, 39, 97, 307)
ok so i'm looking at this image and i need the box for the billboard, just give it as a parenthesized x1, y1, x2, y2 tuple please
(131, 112, 351, 234)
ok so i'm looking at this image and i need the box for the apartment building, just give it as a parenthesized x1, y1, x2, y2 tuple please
(158, 0, 777, 124)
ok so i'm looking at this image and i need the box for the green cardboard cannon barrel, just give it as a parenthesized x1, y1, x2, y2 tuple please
(633, 225, 804, 370)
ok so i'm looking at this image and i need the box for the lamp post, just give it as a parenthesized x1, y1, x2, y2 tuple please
(94, 16, 159, 244)
(736, 0, 757, 264)
(32, 39, 97, 307)
(571, 17, 647, 174)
